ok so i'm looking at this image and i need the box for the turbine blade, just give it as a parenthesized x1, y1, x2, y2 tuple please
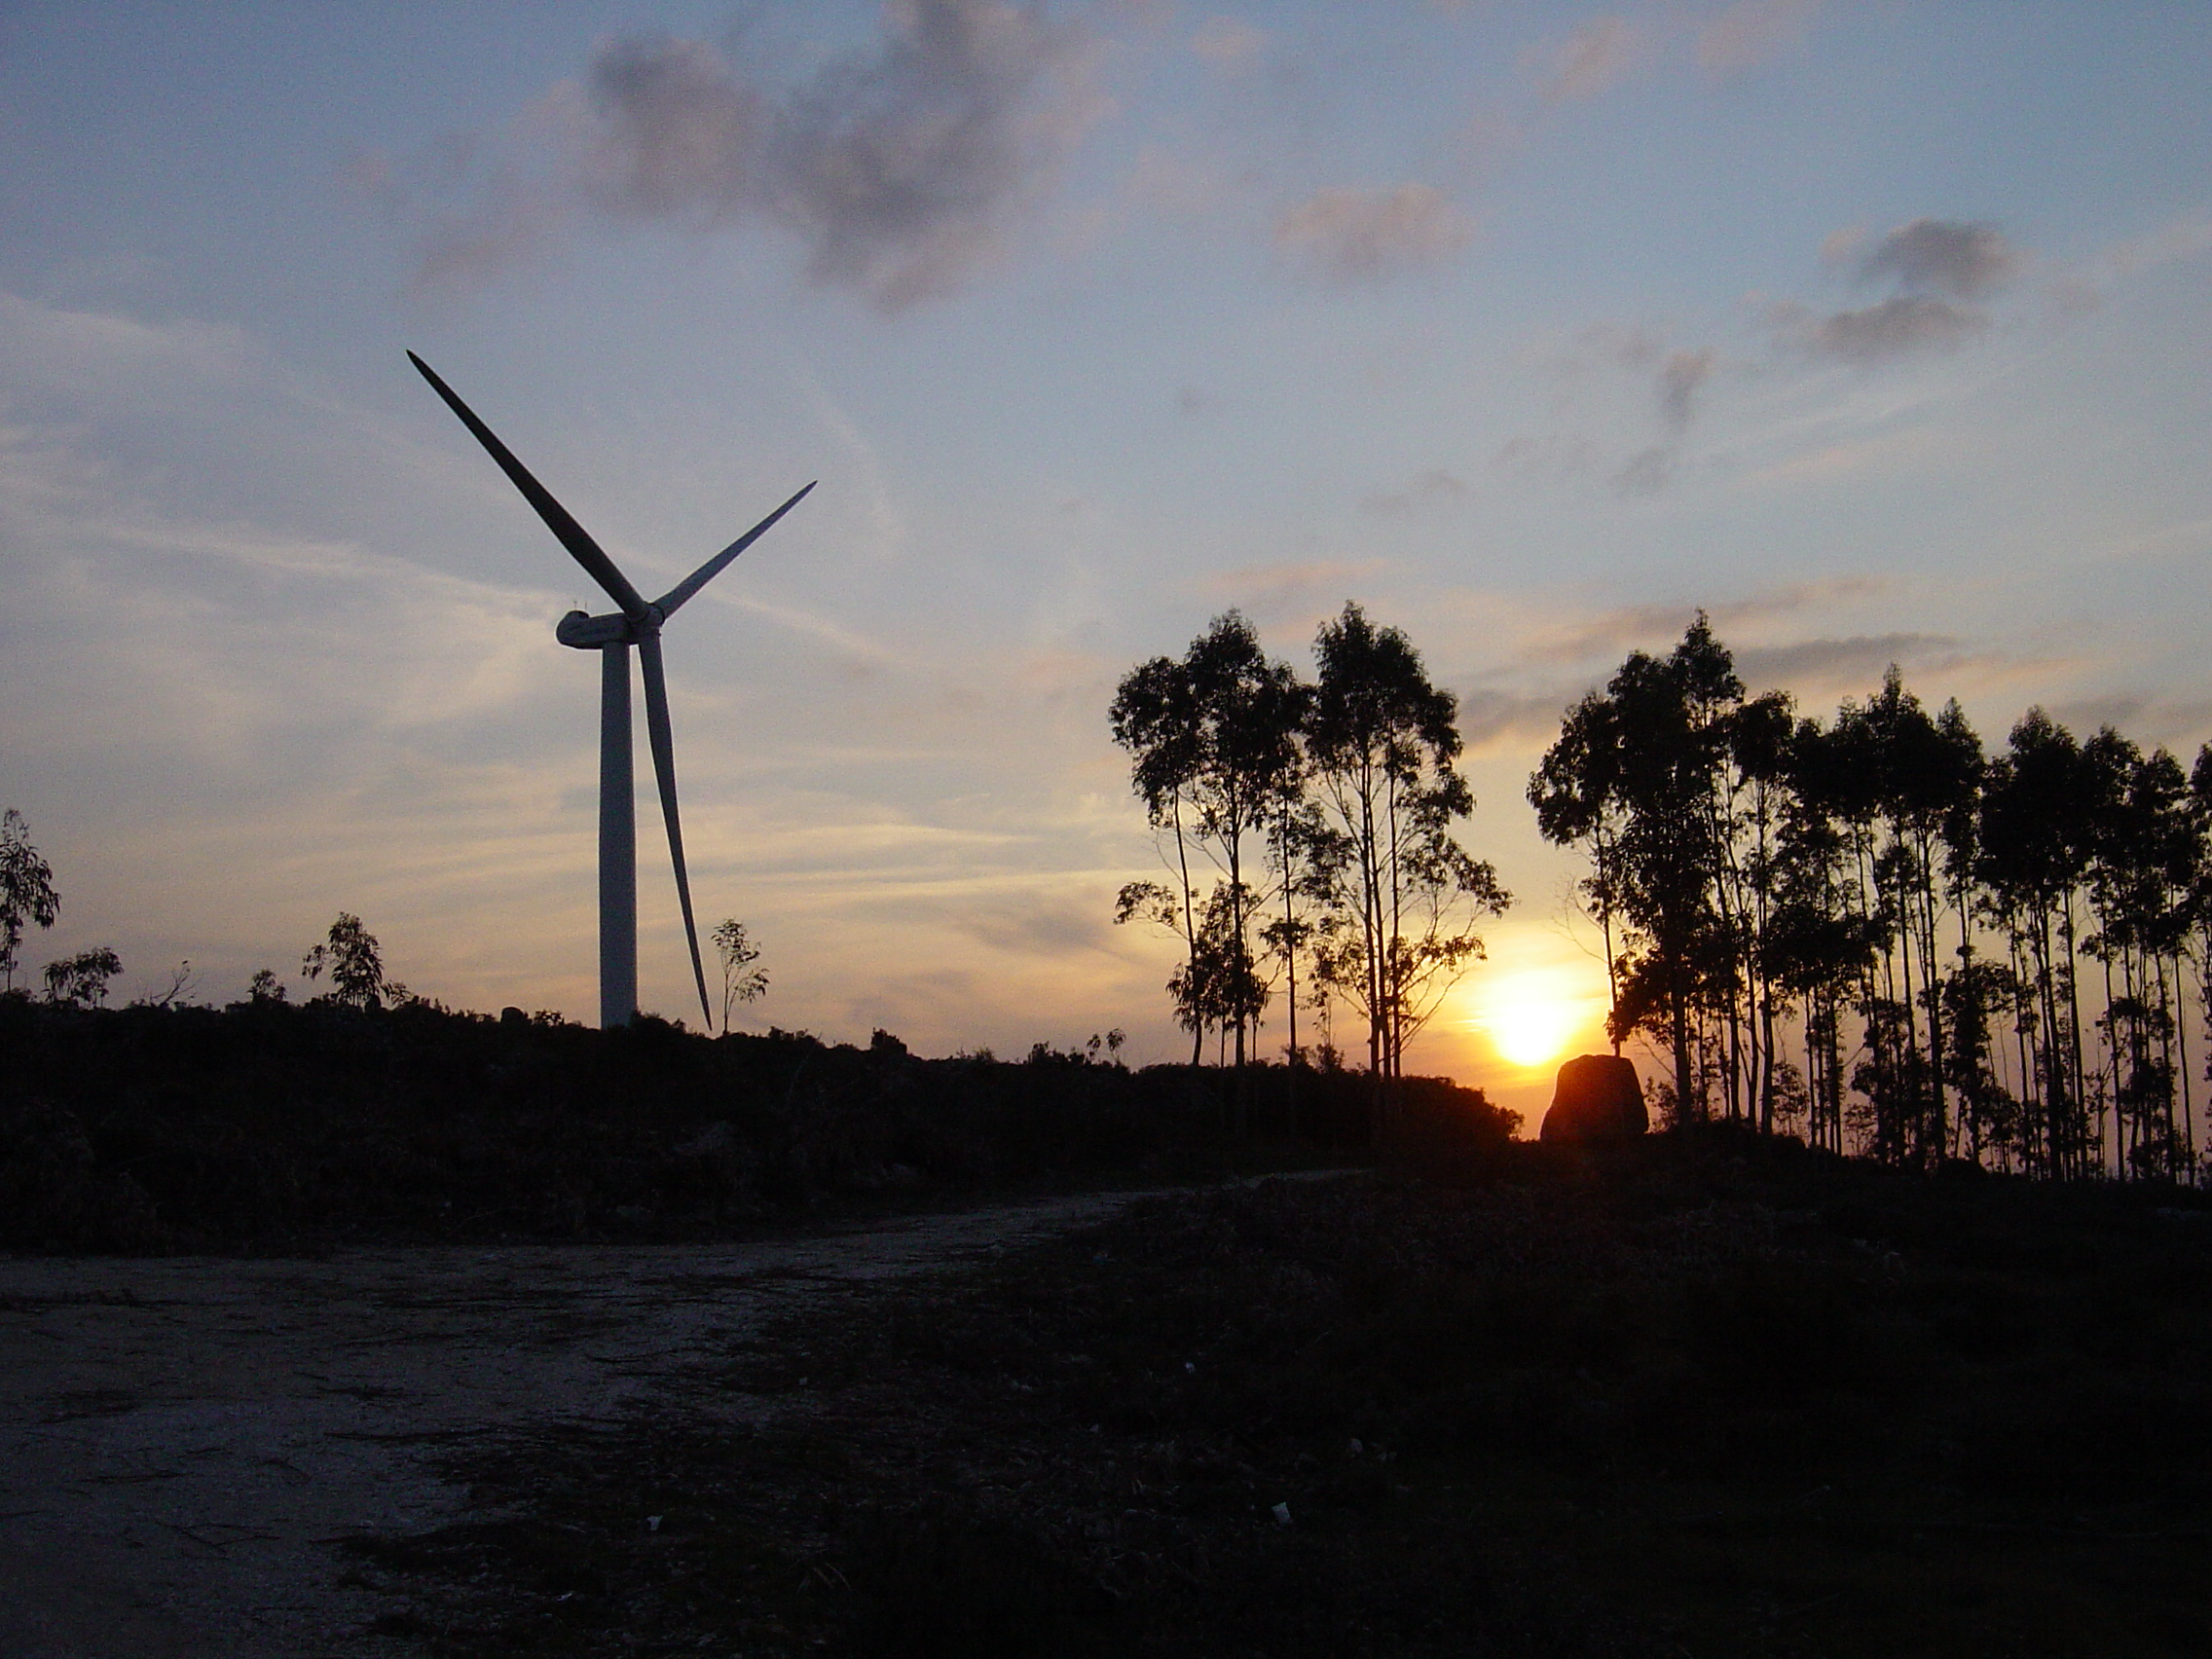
(407, 352, 649, 619)
(653, 481, 817, 618)
(638, 633, 716, 1032)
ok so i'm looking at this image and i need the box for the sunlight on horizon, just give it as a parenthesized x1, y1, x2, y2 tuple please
(1456, 962, 1612, 1077)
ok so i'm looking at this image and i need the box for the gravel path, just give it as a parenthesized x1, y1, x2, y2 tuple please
(0, 1189, 1178, 1658)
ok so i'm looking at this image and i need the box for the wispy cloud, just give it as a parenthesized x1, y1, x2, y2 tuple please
(1504, 578, 1893, 667)
(1524, 17, 1644, 101)
(1272, 183, 1474, 285)
(1198, 558, 1389, 608)
(1776, 293, 1988, 363)
(1696, 0, 1822, 76)
(1361, 467, 1466, 517)
(1657, 348, 1715, 430)
(1189, 17, 1267, 68)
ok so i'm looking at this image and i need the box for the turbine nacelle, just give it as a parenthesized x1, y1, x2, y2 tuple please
(556, 608, 659, 649)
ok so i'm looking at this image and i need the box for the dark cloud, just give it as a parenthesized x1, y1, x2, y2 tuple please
(957, 899, 1113, 957)
(768, 1, 1102, 308)
(1859, 218, 2017, 300)
(1361, 467, 1466, 516)
(1656, 347, 1714, 429)
(1733, 632, 1962, 690)
(1459, 624, 1967, 756)
(580, 35, 764, 222)
(1272, 183, 1473, 286)
(393, 1, 1103, 311)
(1491, 431, 1598, 480)
(1456, 686, 1588, 753)
(1510, 580, 1892, 667)
(1806, 295, 1986, 363)
(1610, 446, 1672, 497)
(1765, 217, 2020, 366)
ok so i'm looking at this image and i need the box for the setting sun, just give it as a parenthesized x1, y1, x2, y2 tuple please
(1461, 967, 1609, 1075)
(1488, 997, 1580, 1068)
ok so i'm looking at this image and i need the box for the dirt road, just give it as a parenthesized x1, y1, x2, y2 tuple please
(0, 1189, 1177, 1658)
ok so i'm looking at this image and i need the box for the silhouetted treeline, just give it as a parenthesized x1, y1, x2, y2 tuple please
(1112, 605, 1509, 1082)
(1533, 612, 2211, 1181)
(0, 993, 1514, 1252)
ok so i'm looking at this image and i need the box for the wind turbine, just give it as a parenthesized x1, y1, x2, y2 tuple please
(407, 352, 814, 1030)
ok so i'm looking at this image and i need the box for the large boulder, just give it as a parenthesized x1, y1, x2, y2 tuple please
(1539, 1053, 1647, 1144)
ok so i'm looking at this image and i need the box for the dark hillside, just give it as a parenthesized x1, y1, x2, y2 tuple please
(0, 994, 1511, 1252)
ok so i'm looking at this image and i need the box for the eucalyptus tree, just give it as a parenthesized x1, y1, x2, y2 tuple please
(712, 918, 769, 1032)
(1765, 715, 1878, 1152)
(1530, 690, 1628, 1046)
(302, 913, 404, 1011)
(1977, 711, 2097, 1177)
(1112, 613, 1305, 1067)
(42, 946, 122, 1008)
(1829, 671, 1983, 1165)
(2082, 734, 2198, 1178)
(1185, 612, 1307, 1067)
(1307, 603, 1505, 1082)
(0, 810, 59, 992)
(1112, 649, 1207, 1062)
(1728, 689, 1798, 1129)
(1260, 794, 1343, 1066)
(1600, 621, 1743, 1119)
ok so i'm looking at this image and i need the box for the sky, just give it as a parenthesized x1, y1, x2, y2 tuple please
(3, 0, 2210, 1128)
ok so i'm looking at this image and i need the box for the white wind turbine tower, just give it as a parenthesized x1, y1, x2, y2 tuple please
(409, 352, 814, 1030)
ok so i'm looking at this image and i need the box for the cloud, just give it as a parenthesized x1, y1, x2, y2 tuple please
(1121, 146, 1243, 221)
(1198, 557, 1389, 606)
(1492, 432, 1598, 480)
(1611, 446, 1673, 498)
(1656, 347, 1714, 429)
(1818, 223, 1865, 267)
(1524, 17, 1643, 101)
(1456, 686, 1589, 754)
(955, 896, 1115, 956)
(2045, 208, 2212, 313)
(2094, 208, 2212, 282)
(1858, 218, 2018, 300)
(1507, 579, 1892, 667)
(1732, 633, 1967, 692)
(1272, 183, 1473, 285)
(1190, 17, 1267, 67)
(1696, 0, 1822, 75)
(1361, 467, 1466, 516)
(578, 35, 766, 222)
(1791, 294, 1987, 363)
(1761, 217, 2020, 366)
(383, 2, 1107, 311)
(1571, 319, 1660, 371)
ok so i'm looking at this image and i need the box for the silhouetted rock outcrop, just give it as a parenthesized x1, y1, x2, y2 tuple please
(1539, 1053, 1647, 1143)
